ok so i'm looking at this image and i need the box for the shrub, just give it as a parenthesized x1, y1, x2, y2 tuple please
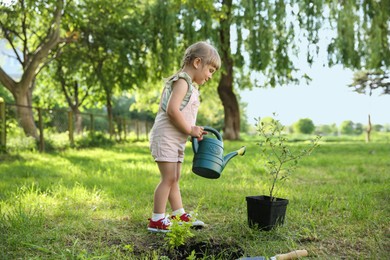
(256, 116, 321, 200)
(74, 132, 115, 148)
(293, 118, 315, 134)
(340, 120, 355, 135)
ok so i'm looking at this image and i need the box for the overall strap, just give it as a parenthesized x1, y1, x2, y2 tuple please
(161, 72, 193, 112)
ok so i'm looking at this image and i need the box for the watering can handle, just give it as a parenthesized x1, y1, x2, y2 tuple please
(192, 126, 222, 154)
(202, 126, 222, 141)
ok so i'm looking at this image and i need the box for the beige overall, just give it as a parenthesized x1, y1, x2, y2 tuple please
(149, 72, 200, 162)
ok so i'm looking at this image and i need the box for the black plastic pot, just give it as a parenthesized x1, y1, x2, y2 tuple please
(246, 195, 289, 231)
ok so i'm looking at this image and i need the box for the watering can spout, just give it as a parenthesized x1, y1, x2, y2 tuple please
(222, 146, 246, 170)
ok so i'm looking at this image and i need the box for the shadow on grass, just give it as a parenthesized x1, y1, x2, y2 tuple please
(0, 153, 25, 163)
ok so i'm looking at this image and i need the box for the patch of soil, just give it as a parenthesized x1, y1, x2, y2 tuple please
(162, 238, 244, 260)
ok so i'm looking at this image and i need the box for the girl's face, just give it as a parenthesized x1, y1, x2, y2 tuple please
(193, 61, 217, 85)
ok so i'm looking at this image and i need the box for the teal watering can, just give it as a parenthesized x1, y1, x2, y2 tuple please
(192, 126, 246, 179)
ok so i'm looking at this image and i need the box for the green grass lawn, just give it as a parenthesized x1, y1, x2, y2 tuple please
(0, 139, 389, 259)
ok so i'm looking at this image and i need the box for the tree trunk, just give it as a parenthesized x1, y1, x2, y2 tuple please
(218, 0, 240, 140)
(65, 81, 83, 134)
(0, 0, 65, 140)
(14, 87, 38, 139)
(217, 72, 240, 140)
(366, 114, 372, 143)
(74, 108, 83, 134)
(105, 91, 114, 138)
(0, 69, 38, 139)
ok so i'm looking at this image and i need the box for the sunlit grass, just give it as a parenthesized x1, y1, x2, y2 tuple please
(0, 139, 389, 258)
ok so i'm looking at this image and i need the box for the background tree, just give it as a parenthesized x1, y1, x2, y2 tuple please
(381, 124, 390, 132)
(354, 122, 364, 135)
(78, 0, 149, 137)
(293, 118, 315, 134)
(372, 124, 383, 132)
(1, 0, 150, 140)
(2, 0, 388, 141)
(148, 0, 390, 140)
(36, 44, 97, 134)
(348, 69, 389, 142)
(349, 70, 390, 96)
(316, 124, 338, 136)
(0, 0, 76, 139)
(340, 120, 355, 135)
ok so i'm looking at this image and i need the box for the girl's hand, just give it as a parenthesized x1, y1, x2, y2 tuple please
(197, 131, 208, 141)
(190, 126, 205, 138)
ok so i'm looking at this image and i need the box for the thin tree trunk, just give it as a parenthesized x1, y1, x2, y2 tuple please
(218, 0, 240, 140)
(105, 90, 114, 138)
(74, 108, 83, 134)
(366, 114, 372, 143)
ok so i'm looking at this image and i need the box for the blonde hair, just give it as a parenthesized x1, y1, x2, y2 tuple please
(181, 41, 221, 70)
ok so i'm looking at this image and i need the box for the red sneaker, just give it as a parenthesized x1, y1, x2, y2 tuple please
(172, 213, 205, 227)
(147, 216, 171, 233)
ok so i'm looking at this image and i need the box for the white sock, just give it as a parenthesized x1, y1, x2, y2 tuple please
(172, 208, 185, 216)
(151, 213, 165, 221)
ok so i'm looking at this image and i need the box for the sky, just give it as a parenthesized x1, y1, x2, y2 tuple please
(240, 61, 389, 128)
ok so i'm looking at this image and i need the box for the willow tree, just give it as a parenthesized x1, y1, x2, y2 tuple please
(148, 0, 389, 140)
(349, 70, 390, 96)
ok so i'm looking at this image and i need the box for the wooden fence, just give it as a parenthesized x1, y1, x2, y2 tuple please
(0, 99, 153, 152)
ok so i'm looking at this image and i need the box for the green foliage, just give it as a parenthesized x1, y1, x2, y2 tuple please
(327, 0, 390, 69)
(340, 120, 370, 136)
(340, 120, 355, 135)
(256, 116, 321, 200)
(78, 0, 149, 91)
(315, 123, 338, 136)
(241, 0, 297, 86)
(348, 69, 390, 96)
(164, 199, 204, 252)
(74, 132, 115, 148)
(3, 0, 389, 142)
(39, 132, 73, 152)
(373, 124, 387, 132)
(1, 0, 151, 139)
(164, 219, 194, 251)
(5, 120, 37, 152)
(145, 0, 389, 140)
(0, 87, 13, 103)
(293, 118, 315, 134)
(0, 0, 61, 53)
(259, 116, 283, 134)
(354, 123, 364, 135)
(196, 82, 225, 129)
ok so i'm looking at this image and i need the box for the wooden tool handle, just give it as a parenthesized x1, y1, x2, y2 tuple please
(275, 250, 308, 260)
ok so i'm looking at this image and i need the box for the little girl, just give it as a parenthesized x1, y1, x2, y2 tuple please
(148, 41, 221, 232)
